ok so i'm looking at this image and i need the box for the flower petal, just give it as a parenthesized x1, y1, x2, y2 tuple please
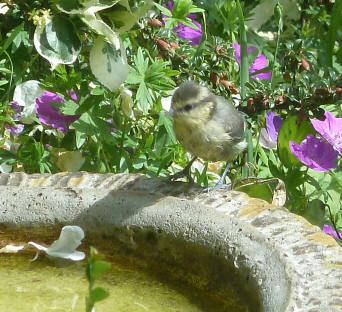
(174, 21, 202, 46)
(323, 224, 342, 239)
(260, 127, 277, 150)
(233, 43, 272, 80)
(232, 43, 241, 65)
(289, 135, 338, 172)
(266, 112, 283, 143)
(35, 91, 80, 132)
(250, 54, 271, 80)
(311, 111, 342, 155)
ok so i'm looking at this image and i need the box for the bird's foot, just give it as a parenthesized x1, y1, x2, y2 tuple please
(203, 182, 231, 192)
(169, 168, 194, 183)
(169, 157, 196, 183)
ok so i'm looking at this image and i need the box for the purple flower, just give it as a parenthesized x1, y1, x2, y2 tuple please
(67, 90, 78, 101)
(106, 119, 118, 133)
(323, 224, 342, 240)
(35, 91, 80, 132)
(9, 101, 22, 120)
(7, 123, 24, 136)
(289, 134, 338, 172)
(173, 21, 202, 46)
(311, 111, 342, 156)
(260, 112, 284, 149)
(163, 1, 202, 46)
(233, 43, 272, 80)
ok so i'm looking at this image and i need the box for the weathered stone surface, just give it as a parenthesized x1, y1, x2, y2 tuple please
(0, 172, 341, 312)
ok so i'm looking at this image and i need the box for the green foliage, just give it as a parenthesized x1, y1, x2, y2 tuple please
(86, 247, 111, 312)
(277, 115, 315, 168)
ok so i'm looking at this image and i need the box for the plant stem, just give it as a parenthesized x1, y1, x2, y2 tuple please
(235, 0, 253, 177)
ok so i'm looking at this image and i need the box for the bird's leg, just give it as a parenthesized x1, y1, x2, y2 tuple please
(216, 162, 231, 187)
(202, 162, 232, 192)
(169, 156, 197, 183)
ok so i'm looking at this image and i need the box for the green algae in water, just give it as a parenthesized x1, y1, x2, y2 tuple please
(0, 254, 213, 312)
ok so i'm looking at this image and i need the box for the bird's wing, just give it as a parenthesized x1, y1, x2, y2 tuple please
(214, 96, 246, 142)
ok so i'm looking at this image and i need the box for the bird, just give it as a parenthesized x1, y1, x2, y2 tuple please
(170, 81, 247, 187)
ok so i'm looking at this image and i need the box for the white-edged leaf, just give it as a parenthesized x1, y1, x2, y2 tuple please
(56, 0, 120, 14)
(120, 86, 133, 118)
(13, 80, 44, 124)
(34, 16, 81, 70)
(89, 36, 128, 92)
(105, 0, 153, 33)
(0, 161, 12, 173)
(246, 0, 300, 31)
(50, 148, 85, 172)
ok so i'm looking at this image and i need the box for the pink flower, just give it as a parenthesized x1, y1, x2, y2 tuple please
(311, 111, 342, 155)
(233, 43, 272, 80)
(289, 134, 338, 172)
(5, 123, 24, 136)
(163, 1, 202, 46)
(260, 112, 284, 149)
(173, 21, 202, 46)
(35, 91, 80, 132)
(323, 224, 342, 240)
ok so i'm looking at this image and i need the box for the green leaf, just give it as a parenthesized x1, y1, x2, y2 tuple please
(133, 154, 147, 169)
(0, 149, 16, 163)
(135, 47, 149, 75)
(59, 99, 79, 115)
(54, 0, 84, 12)
(75, 97, 98, 115)
(34, 16, 81, 69)
(75, 131, 87, 149)
(0, 23, 24, 56)
(189, 6, 205, 13)
(233, 178, 273, 203)
(277, 115, 315, 168)
(126, 67, 142, 84)
(300, 199, 325, 227)
(325, 0, 342, 67)
(175, 17, 199, 30)
(11, 29, 31, 52)
(90, 260, 111, 280)
(158, 110, 177, 143)
(0, 67, 12, 74)
(89, 287, 110, 303)
(136, 82, 152, 113)
(173, 0, 193, 18)
(154, 2, 172, 17)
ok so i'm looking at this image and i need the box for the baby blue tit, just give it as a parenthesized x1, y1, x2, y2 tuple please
(170, 81, 247, 184)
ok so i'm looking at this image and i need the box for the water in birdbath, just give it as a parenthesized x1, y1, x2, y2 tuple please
(0, 227, 252, 312)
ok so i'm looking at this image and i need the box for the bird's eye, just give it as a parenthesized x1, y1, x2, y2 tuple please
(184, 104, 193, 111)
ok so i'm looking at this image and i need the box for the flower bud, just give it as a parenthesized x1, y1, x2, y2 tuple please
(210, 72, 219, 85)
(220, 80, 239, 94)
(156, 39, 170, 51)
(275, 95, 285, 105)
(301, 58, 310, 71)
(148, 19, 163, 27)
(170, 42, 179, 49)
